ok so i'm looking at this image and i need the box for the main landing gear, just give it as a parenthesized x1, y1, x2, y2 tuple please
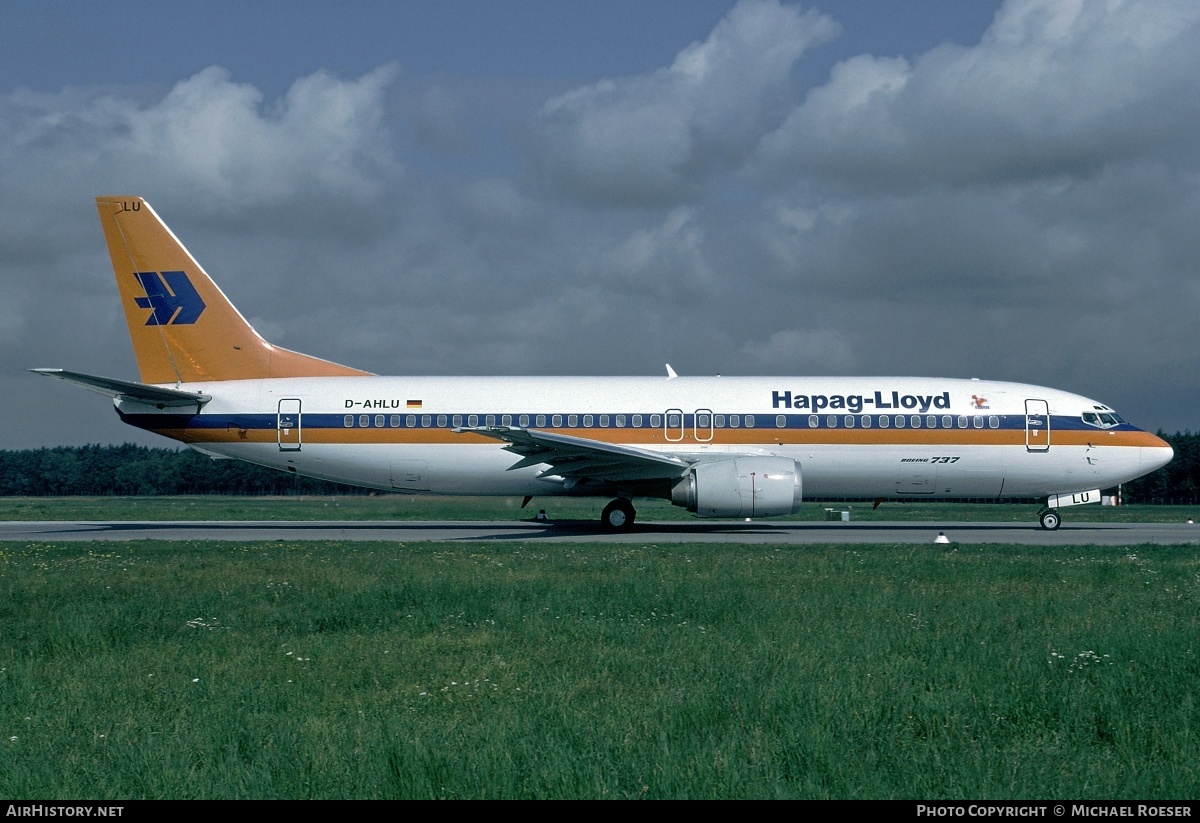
(601, 498, 636, 531)
(1038, 508, 1061, 531)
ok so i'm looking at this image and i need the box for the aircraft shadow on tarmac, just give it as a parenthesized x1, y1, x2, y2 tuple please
(75, 518, 1080, 541)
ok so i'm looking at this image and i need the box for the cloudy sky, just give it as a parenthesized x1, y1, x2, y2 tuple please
(3, 0, 1198, 449)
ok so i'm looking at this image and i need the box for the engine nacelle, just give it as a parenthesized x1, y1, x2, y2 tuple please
(670, 456, 802, 518)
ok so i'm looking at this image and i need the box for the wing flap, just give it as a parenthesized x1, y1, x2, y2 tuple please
(457, 426, 692, 483)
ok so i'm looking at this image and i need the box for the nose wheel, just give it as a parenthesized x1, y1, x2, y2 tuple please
(1038, 508, 1061, 531)
(601, 498, 636, 531)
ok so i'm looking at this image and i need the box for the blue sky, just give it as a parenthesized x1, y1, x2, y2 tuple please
(2, 2, 998, 94)
(3, 0, 1198, 448)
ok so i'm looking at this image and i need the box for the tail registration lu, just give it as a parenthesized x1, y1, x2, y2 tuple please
(33, 196, 1173, 531)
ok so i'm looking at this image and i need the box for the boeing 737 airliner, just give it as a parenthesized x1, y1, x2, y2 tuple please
(33, 196, 1173, 530)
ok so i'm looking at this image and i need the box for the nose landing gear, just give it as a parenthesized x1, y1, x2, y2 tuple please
(1038, 508, 1061, 531)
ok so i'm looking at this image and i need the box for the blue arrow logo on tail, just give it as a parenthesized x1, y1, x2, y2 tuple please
(133, 271, 207, 325)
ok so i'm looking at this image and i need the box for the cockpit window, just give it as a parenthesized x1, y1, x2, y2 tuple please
(1082, 411, 1124, 429)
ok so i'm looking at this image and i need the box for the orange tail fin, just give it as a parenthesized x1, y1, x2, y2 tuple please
(97, 196, 370, 384)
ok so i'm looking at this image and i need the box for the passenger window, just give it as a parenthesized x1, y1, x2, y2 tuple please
(536, 415, 546, 427)
(989, 416, 999, 428)
(452, 415, 463, 427)
(486, 415, 496, 427)
(973, 416, 983, 429)
(599, 415, 609, 427)
(568, 415, 578, 427)
(910, 416, 921, 428)
(422, 415, 432, 427)
(894, 415, 905, 428)
(390, 415, 400, 427)
(808, 415, 819, 428)
(942, 415, 952, 429)
(437, 415, 448, 427)
(584, 414, 594, 427)
(776, 415, 786, 428)
(729, 415, 740, 428)
(501, 414, 512, 426)
(745, 415, 755, 428)
(861, 415, 871, 428)
(713, 415, 723, 428)
(359, 415, 369, 427)
(957, 416, 968, 428)
(827, 415, 837, 428)
(468, 414, 478, 426)
(406, 415, 416, 427)
(632, 414, 643, 427)
(926, 415, 937, 428)
(375, 415, 385, 428)
(520, 414, 530, 427)
(650, 414, 661, 427)
(344, 415, 353, 427)
(552, 415, 562, 427)
(616, 414, 626, 427)
(879, 415, 889, 429)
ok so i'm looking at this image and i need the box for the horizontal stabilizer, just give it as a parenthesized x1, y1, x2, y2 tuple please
(29, 369, 211, 408)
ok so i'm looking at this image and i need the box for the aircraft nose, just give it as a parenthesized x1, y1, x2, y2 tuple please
(1142, 435, 1174, 474)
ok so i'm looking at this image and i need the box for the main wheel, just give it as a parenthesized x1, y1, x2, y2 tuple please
(601, 499, 636, 531)
(1039, 509, 1061, 531)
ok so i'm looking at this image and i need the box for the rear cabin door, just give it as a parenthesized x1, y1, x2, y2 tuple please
(1025, 399, 1050, 452)
(278, 399, 302, 451)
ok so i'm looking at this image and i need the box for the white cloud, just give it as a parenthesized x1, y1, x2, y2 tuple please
(528, 0, 839, 205)
(132, 65, 403, 206)
(0, 64, 403, 218)
(741, 328, 857, 373)
(608, 208, 715, 297)
(756, 0, 1200, 190)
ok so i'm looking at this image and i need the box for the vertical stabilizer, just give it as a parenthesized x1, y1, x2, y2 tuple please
(96, 196, 370, 384)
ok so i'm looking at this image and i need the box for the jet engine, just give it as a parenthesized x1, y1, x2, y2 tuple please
(670, 456, 802, 518)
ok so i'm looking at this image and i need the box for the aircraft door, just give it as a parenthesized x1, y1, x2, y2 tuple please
(665, 409, 685, 442)
(390, 460, 430, 491)
(278, 398, 302, 451)
(1025, 399, 1050, 451)
(694, 409, 713, 442)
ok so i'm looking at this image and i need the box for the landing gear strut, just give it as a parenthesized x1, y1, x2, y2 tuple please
(601, 498, 636, 531)
(1038, 508, 1061, 531)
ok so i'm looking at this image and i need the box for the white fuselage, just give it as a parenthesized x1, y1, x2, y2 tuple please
(113, 375, 1172, 504)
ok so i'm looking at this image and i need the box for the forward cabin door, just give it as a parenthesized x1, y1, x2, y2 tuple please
(1025, 399, 1050, 452)
(278, 398, 302, 451)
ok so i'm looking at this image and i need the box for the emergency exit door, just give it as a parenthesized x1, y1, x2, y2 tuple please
(278, 399, 302, 451)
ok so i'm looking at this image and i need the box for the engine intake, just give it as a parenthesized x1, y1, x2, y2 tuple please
(671, 456, 802, 518)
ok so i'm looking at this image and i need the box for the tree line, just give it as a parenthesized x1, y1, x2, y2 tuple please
(0, 434, 1196, 501)
(0, 444, 362, 496)
(1122, 431, 1200, 504)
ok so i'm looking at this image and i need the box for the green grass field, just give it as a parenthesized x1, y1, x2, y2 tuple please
(2, 537, 1198, 799)
(1, 494, 1195, 525)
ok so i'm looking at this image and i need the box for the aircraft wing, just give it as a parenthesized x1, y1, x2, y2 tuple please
(457, 426, 693, 482)
(29, 369, 211, 408)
